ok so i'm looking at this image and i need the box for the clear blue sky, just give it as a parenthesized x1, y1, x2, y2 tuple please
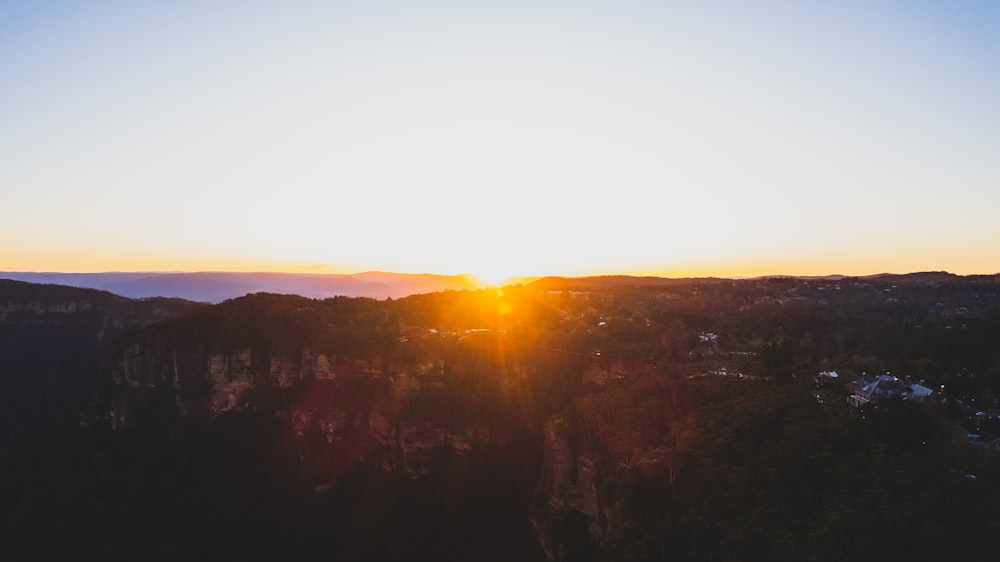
(2, 1, 998, 282)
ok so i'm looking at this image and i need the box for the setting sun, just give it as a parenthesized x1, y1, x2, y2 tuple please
(2, 1, 999, 559)
(2, 1, 998, 288)
(473, 268, 519, 287)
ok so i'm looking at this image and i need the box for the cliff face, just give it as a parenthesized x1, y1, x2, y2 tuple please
(103, 335, 500, 476)
(78, 291, 563, 560)
(532, 370, 693, 560)
(0, 279, 203, 441)
(5, 283, 679, 559)
(91, 290, 656, 561)
(533, 416, 624, 561)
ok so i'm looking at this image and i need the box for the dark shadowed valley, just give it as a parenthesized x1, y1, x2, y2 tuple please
(3, 273, 1000, 561)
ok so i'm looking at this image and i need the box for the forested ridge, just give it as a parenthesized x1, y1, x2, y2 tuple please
(2, 274, 1000, 561)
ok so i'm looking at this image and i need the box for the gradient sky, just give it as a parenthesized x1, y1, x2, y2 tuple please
(2, 1, 998, 283)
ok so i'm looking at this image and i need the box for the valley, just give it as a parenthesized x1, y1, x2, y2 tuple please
(3, 274, 1000, 561)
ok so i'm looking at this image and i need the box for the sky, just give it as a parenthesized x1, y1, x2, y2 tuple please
(2, 0, 998, 284)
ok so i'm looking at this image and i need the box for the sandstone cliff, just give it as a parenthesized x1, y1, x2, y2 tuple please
(0, 279, 202, 440)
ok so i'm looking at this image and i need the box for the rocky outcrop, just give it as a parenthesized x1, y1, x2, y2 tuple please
(103, 334, 499, 477)
(0, 279, 203, 440)
(534, 416, 624, 560)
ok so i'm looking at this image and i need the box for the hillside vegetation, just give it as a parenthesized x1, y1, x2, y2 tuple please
(2, 274, 1000, 561)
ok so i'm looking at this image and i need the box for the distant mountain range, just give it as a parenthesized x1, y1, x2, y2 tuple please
(2, 270, 997, 303)
(0, 271, 484, 303)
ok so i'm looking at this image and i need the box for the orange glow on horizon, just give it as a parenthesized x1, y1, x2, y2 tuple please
(2, 250, 996, 280)
(0, 250, 361, 276)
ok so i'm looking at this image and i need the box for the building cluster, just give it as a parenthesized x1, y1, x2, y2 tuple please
(845, 374, 934, 407)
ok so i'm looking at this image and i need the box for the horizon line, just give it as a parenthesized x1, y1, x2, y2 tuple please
(3, 268, 999, 283)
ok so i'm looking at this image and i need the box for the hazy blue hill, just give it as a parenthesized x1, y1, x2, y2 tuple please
(351, 270, 483, 294)
(0, 271, 485, 302)
(100, 272, 385, 302)
(9, 271, 994, 302)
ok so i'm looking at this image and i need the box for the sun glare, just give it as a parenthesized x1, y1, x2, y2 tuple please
(474, 269, 517, 287)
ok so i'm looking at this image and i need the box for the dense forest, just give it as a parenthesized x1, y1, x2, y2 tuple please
(2, 274, 1000, 561)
